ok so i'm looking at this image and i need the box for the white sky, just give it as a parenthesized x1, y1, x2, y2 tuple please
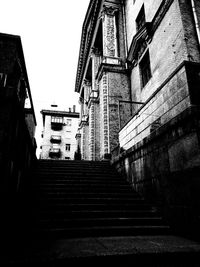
(0, 0, 90, 154)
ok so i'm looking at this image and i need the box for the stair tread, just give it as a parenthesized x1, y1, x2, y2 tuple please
(35, 225, 171, 231)
(30, 159, 170, 239)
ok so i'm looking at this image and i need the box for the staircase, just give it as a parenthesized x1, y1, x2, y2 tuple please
(4, 159, 200, 266)
(31, 159, 170, 239)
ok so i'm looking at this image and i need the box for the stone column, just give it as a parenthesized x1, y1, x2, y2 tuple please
(83, 80, 91, 115)
(89, 102, 95, 160)
(99, 72, 110, 158)
(102, 4, 119, 58)
(91, 47, 101, 90)
(81, 123, 86, 160)
(87, 48, 101, 160)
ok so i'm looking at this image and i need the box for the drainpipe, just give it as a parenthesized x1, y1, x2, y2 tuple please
(191, 0, 200, 45)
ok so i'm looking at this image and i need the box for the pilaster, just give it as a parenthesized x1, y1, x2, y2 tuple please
(100, 72, 110, 158)
(102, 4, 119, 58)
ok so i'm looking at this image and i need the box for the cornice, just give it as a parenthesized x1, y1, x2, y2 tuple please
(75, 0, 101, 93)
(96, 63, 127, 81)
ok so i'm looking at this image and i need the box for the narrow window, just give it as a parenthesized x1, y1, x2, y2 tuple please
(0, 73, 7, 87)
(136, 5, 146, 31)
(139, 50, 151, 87)
(66, 144, 71, 151)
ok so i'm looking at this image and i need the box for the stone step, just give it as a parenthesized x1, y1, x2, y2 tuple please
(33, 202, 156, 212)
(33, 196, 146, 205)
(37, 160, 111, 165)
(35, 217, 165, 228)
(33, 173, 120, 179)
(34, 209, 161, 219)
(32, 178, 128, 184)
(32, 225, 171, 239)
(33, 192, 140, 198)
(33, 189, 136, 195)
(33, 180, 126, 186)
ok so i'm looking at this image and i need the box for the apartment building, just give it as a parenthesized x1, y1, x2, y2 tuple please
(40, 105, 79, 160)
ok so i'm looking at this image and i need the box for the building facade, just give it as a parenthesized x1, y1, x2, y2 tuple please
(40, 106, 79, 160)
(0, 32, 37, 189)
(0, 32, 37, 240)
(75, 0, 200, 231)
(75, 0, 133, 161)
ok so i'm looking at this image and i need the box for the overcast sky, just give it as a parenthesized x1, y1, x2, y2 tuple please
(0, 0, 90, 153)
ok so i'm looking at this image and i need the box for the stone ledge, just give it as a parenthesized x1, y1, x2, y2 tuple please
(112, 105, 200, 164)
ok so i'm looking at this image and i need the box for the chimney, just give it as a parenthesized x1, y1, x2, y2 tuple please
(73, 105, 76, 113)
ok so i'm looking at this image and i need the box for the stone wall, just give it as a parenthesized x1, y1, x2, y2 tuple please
(108, 71, 132, 152)
(113, 105, 200, 233)
(120, 62, 190, 150)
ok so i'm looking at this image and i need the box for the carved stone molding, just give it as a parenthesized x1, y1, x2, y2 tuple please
(83, 79, 92, 87)
(102, 5, 119, 17)
(101, 72, 110, 155)
(127, 22, 152, 63)
(89, 102, 95, 160)
(91, 47, 102, 56)
(102, 4, 119, 58)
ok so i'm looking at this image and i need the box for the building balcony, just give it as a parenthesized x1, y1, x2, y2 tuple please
(50, 135, 61, 143)
(51, 121, 63, 131)
(49, 148, 61, 158)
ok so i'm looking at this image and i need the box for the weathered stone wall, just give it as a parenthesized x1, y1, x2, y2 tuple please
(113, 106, 200, 233)
(130, 0, 189, 104)
(120, 63, 190, 150)
(108, 71, 132, 152)
(125, 0, 162, 49)
(112, 0, 200, 234)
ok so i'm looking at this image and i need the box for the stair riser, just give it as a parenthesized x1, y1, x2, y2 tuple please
(33, 193, 141, 198)
(32, 226, 171, 239)
(33, 211, 161, 219)
(33, 189, 135, 194)
(33, 198, 146, 205)
(33, 205, 155, 213)
(36, 218, 164, 228)
(30, 160, 168, 238)
(32, 180, 128, 185)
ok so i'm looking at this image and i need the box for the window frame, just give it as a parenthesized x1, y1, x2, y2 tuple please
(139, 49, 152, 88)
(51, 116, 63, 124)
(65, 143, 71, 151)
